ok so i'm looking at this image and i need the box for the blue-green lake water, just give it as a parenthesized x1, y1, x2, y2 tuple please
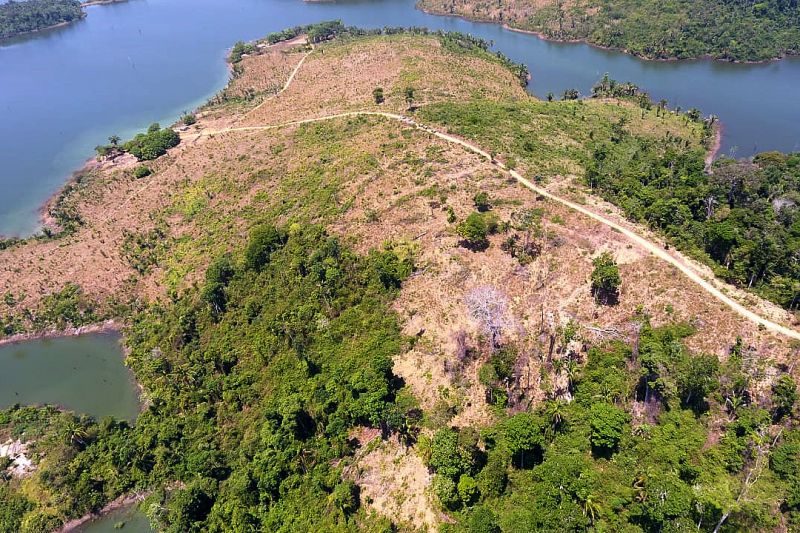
(75, 505, 154, 533)
(0, 332, 139, 420)
(1, 0, 799, 236)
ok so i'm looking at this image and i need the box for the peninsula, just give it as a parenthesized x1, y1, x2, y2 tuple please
(2, 23, 800, 532)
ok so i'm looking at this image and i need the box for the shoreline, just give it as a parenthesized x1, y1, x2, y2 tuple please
(417, 4, 796, 65)
(0, 0, 128, 44)
(0, 319, 120, 348)
(81, 0, 128, 6)
(705, 123, 724, 170)
(0, 18, 82, 43)
(56, 491, 150, 533)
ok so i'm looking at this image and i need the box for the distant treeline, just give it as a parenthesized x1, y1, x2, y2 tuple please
(419, 0, 800, 61)
(0, 0, 83, 40)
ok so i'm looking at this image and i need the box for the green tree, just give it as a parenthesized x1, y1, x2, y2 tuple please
(589, 403, 627, 455)
(429, 428, 475, 479)
(404, 87, 415, 109)
(473, 191, 491, 212)
(432, 475, 460, 510)
(457, 212, 489, 250)
(591, 252, 621, 305)
(467, 506, 500, 533)
(458, 474, 480, 506)
(244, 225, 286, 271)
(372, 87, 384, 105)
(773, 374, 798, 421)
(504, 413, 543, 468)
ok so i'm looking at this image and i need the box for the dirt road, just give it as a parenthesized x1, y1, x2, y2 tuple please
(180, 44, 800, 341)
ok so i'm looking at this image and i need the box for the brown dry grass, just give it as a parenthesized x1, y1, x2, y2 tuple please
(1, 31, 798, 527)
(352, 436, 439, 531)
(240, 35, 528, 127)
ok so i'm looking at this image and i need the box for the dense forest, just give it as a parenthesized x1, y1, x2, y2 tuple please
(0, 0, 83, 40)
(0, 224, 415, 531)
(430, 323, 800, 532)
(418, 0, 800, 61)
(584, 79, 800, 310)
(6, 227, 800, 531)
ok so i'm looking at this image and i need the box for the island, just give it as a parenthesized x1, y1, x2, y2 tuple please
(2, 22, 800, 532)
(418, 0, 800, 62)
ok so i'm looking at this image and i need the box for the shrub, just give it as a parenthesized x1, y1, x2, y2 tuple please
(446, 206, 456, 223)
(591, 252, 621, 305)
(133, 165, 152, 179)
(372, 87, 384, 105)
(122, 124, 180, 161)
(457, 212, 489, 250)
(181, 113, 197, 126)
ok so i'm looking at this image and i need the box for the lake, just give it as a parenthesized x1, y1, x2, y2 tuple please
(0, 331, 140, 420)
(1, 0, 799, 236)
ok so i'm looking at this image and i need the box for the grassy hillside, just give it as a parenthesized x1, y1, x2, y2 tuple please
(417, 0, 800, 61)
(2, 27, 800, 532)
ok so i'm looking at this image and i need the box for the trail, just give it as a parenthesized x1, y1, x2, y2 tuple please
(246, 42, 314, 117)
(178, 44, 800, 340)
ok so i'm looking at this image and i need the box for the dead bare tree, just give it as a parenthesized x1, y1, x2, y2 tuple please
(466, 286, 513, 352)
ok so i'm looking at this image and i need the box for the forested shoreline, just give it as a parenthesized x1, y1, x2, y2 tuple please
(584, 76, 800, 311)
(417, 0, 800, 62)
(0, 0, 83, 40)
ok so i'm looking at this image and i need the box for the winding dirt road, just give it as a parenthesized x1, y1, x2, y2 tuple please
(185, 111, 800, 341)
(180, 43, 800, 341)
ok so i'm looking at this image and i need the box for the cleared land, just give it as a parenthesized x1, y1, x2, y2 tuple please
(2, 32, 799, 528)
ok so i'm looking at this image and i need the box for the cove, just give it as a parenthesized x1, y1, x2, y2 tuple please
(0, 332, 140, 421)
(1, 0, 799, 237)
(74, 506, 154, 533)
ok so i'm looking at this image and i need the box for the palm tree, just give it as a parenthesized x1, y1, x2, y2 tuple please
(726, 392, 746, 420)
(565, 358, 580, 393)
(108, 135, 121, 147)
(64, 420, 88, 447)
(632, 475, 646, 503)
(582, 494, 601, 524)
(545, 400, 567, 435)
